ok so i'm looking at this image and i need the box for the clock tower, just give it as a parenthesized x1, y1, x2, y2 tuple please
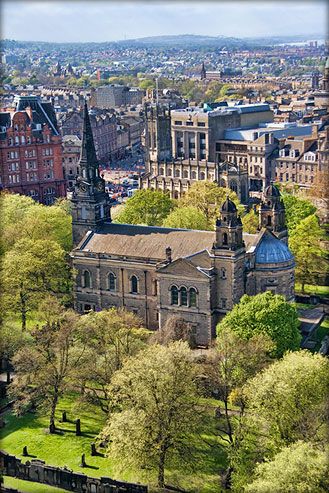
(71, 101, 111, 246)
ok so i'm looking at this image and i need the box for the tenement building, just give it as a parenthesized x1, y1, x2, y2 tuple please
(71, 105, 295, 346)
(0, 95, 66, 203)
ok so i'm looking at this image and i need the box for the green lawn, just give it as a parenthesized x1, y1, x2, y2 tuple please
(295, 283, 329, 297)
(3, 477, 69, 493)
(0, 394, 227, 492)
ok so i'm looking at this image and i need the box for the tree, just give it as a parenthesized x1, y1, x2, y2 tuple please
(232, 351, 329, 491)
(2, 238, 70, 330)
(179, 182, 239, 227)
(241, 209, 259, 234)
(201, 329, 274, 488)
(217, 292, 301, 358)
(281, 193, 316, 232)
(116, 189, 174, 226)
(162, 206, 209, 230)
(77, 308, 149, 413)
(245, 441, 329, 493)
(8, 298, 83, 433)
(308, 167, 329, 220)
(99, 342, 200, 488)
(289, 214, 327, 291)
(0, 193, 72, 254)
(152, 315, 198, 348)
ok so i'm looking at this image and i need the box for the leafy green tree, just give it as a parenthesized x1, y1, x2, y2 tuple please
(282, 194, 316, 232)
(241, 209, 259, 234)
(179, 181, 239, 227)
(116, 189, 174, 226)
(9, 298, 83, 433)
(289, 214, 327, 291)
(217, 292, 301, 357)
(77, 308, 149, 413)
(245, 441, 329, 493)
(99, 342, 200, 488)
(162, 206, 209, 230)
(232, 351, 329, 491)
(139, 79, 155, 90)
(0, 193, 72, 254)
(2, 238, 70, 330)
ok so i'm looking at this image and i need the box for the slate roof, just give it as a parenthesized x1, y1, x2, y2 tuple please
(78, 223, 215, 261)
(255, 230, 293, 264)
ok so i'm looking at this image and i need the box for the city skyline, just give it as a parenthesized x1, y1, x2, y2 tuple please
(2, 0, 328, 43)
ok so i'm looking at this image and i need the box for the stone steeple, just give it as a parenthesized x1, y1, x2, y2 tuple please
(71, 100, 111, 246)
(200, 62, 206, 80)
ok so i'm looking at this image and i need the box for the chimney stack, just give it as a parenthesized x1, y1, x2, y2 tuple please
(165, 246, 172, 263)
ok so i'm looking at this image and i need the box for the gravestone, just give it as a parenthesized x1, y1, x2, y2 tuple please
(62, 411, 67, 423)
(91, 443, 97, 456)
(79, 453, 86, 468)
(75, 418, 81, 436)
(22, 446, 28, 457)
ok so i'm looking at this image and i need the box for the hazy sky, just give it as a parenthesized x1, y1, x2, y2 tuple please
(2, 1, 328, 43)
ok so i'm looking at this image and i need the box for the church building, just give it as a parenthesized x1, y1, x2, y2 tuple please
(70, 104, 295, 346)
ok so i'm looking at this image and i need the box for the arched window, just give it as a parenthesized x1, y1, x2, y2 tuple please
(83, 270, 91, 288)
(200, 171, 205, 180)
(189, 288, 197, 307)
(171, 285, 179, 305)
(267, 215, 272, 226)
(180, 287, 188, 306)
(174, 190, 179, 199)
(175, 169, 180, 177)
(223, 232, 228, 245)
(192, 171, 197, 179)
(167, 168, 172, 176)
(108, 272, 116, 291)
(183, 170, 189, 178)
(159, 167, 164, 175)
(221, 268, 227, 279)
(131, 275, 138, 294)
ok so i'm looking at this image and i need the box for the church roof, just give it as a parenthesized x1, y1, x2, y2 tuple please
(78, 223, 215, 261)
(255, 230, 293, 264)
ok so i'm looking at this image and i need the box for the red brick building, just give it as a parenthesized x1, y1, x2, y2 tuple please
(0, 95, 66, 204)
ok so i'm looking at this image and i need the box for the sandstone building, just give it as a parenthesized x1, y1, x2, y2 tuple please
(0, 95, 66, 204)
(71, 104, 295, 346)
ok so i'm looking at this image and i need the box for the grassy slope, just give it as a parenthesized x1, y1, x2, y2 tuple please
(295, 283, 329, 297)
(1, 394, 227, 493)
(3, 477, 69, 493)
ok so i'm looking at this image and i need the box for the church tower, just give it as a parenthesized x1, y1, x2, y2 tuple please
(211, 198, 246, 316)
(144, 104, 172, 170)
(71, 101, 111, 246)
(258, 184, 288, 243)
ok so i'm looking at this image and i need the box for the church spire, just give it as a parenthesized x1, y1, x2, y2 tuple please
(79, 100, 98, 183)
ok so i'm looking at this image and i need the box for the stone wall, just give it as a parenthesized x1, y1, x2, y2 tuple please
(0, 451, 147, 493)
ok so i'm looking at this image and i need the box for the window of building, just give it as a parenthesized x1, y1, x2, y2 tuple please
(191, 171, 197, 179)
(221, 268, 227, 279)
(186, 121, 193, 126)
(221, 298, 227, 309)
(180, 287, 188, 306)
(200, 171, 205, 180)
(197, 122, 206, 127)
(171, 285, 179, 305)
(183, 170, 189, 178)
(267, 215, 272, 226)
(189, 288, 197, 307)
(130, 275, 138, 294)
(174, 121, 182, 125)
(108, 272, 116, 291)
(167, 168, 172, 176)
(83, 270, 91, 288)
(159, 167, 164, 175)
(175, 169, 180, 177)
(223, 232, 228, 245)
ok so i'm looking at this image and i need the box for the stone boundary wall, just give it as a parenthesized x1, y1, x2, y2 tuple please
(0, 451, 148, 493)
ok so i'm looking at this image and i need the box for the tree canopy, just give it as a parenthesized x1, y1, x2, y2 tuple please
(245, 441, 329, 493)
(217, 292, 301, 357)
(289, 214, 327, 291)
(179, 181, 239, 227)
(281, 193, 316, 232)
(115, 189, 175, 226)
(162, 205, 209, 230)
(99, 341, 200, 488)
